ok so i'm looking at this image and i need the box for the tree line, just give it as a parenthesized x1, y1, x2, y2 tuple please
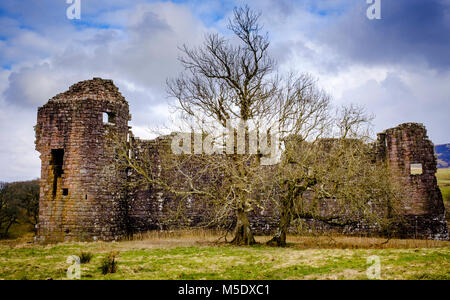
(0, 180, 39, 238)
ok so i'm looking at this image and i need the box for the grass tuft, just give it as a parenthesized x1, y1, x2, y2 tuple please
(100, 252, 119, 275)
(79, 252, 93, 264)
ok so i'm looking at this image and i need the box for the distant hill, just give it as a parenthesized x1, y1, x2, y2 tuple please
(435, 144, 450, 168)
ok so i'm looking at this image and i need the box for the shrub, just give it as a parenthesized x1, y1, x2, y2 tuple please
(79, 252, 93, 264)
(100, 252, 118, 275)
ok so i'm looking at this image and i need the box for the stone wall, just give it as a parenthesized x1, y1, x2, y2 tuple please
(35, 79, 449, 242)
(126, 133, 281, 236)
(377, 123, 448, 240)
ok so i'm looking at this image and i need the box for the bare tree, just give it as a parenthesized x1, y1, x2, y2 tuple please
(266, 106, 405, 246)
(166, 6, 280, 245)
(120, 131, 269, 244)
(165, 6, 337, 245)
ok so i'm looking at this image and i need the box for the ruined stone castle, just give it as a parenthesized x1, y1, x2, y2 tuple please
(34, 78, 449, 242)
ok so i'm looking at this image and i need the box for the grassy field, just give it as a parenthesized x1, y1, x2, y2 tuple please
(437, 168, 450, 220)
(0, 231, 449, 280)
(437, 168, 450, 202)
(1, 170, 449, 280)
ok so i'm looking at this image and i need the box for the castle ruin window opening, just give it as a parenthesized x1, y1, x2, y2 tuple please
(410, 163, 423, 175)
(50, 149, 64, 197)
(103, 112, 116, 124)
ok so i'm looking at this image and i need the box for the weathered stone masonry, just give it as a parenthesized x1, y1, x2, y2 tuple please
(377, 124, 448, 240)
(35, 78, 130, 242)
(35, 78, 449, 242)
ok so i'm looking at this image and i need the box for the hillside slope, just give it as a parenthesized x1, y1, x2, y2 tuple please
(436, 144, 450, 168)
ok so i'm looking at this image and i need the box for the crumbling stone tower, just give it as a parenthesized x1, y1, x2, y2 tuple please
(377, 123, 449, 240)
(35, 78, 130, 242)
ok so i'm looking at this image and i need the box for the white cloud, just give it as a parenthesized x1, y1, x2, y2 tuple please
(0, 1, 209, 181)
(0, 0, 449, 181)
(337, 68, 450, 144)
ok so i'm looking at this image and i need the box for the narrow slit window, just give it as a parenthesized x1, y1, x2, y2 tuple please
(62, 188, 68, 196)
(50, 149, 64, 197)
(410, 163, 423, 175)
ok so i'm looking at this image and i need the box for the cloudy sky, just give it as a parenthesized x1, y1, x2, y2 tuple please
(1, 0, 449, 181)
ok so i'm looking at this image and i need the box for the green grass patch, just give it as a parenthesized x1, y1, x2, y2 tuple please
(436, 168, 450, 220)
(0, 241, 449, 280)
(437, 168, 450, 182)
(441, 187, 450, 202)
(437, 168, 450, 202)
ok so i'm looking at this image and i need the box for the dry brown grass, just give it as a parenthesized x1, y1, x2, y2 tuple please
(1, 229, 449, 251)
(0, 232, 36, 248)
(114, 229, 225, 250)
(284, 235, 450, 249)
(115, 230, 450, 250)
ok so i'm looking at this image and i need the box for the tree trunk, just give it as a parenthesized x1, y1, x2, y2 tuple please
(268, 178, 315, 247)
(231, 209, 256, 246)
(3, 218, 16, 238)
(267, 198, 292, 247)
